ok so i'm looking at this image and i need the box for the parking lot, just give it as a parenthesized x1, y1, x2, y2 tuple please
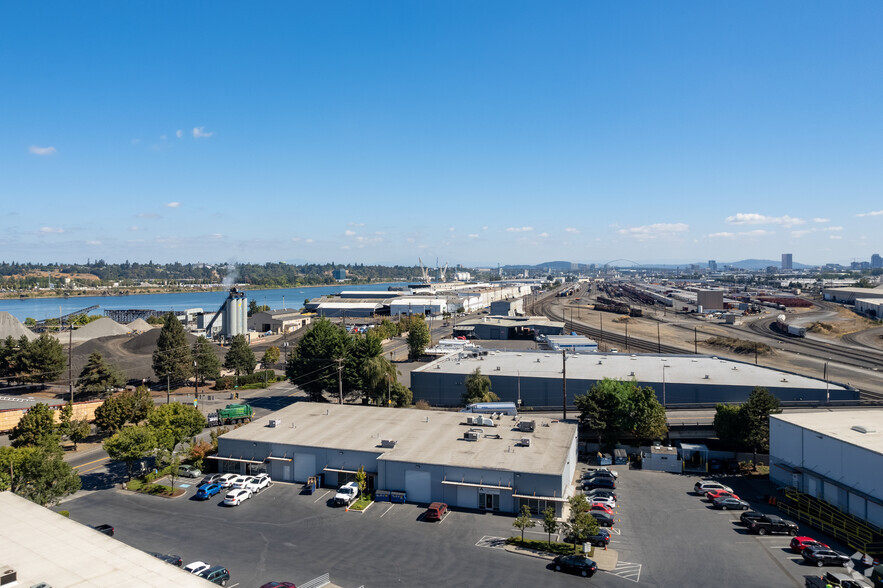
(57, 463, 871, 587)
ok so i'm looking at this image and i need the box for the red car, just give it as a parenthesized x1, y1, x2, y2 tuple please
(591, 503, 614, 515)
(261, 584, 297, 588)
(425, 502, 448, 522)
(790, 536, 829, 553)
(705, 489, 739, 502)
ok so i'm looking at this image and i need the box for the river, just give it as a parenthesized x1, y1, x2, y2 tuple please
(0, 282, 407, 322)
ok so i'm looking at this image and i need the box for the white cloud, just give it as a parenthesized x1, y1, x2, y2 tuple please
(564, 227, 579, 233)
(348, 222, 365, 227)
(159, 134, 167, 141)
(468, 234, 479, 239)
(209, 233, 223, 239)
(340, 245, 351, 250)
(165, 202, 181, 208)
(538, 232, 549, 238)
(305, 238, 314, 244)
(87, 240, 102, 245)
(29, 145, 56, 156)
(449, 227, 455, 232)
(136, 212, 161, 219)
(707, 229, 773, 239)
(812, 217, 829, 223)
(791, 226, 843, 238)
(830, 235, 842, 239)
(39, 226, 64, 234)
(129, 226, 139, 231)
(506, 226, 534, 233)
(481, 226, 488, 231)
(192, 126, 214, 138)
(344, 230, 356, 237)
(725, 212, 804, 228)
(857, 209, 883, 217)
(176, 130, 184, 139)
(131, 138, 142, 145)
(618, 223, 689, 240)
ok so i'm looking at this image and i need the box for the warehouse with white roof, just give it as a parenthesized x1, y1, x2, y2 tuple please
(410, 350, 856, 408)
(215, 402, 578, 516)
(769, 410, 883, 533)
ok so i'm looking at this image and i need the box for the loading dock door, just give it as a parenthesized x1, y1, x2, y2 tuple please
(405, 470, 431, 504)
(294, 453, 317, 483)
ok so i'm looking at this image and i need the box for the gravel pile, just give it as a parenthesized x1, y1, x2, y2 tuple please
(54, 317, 130, 344)
(0, 312, 37, 341)
(127, 318, 154, 333)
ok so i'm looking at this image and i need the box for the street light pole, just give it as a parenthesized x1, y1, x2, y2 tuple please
(194, 360, 199, 399)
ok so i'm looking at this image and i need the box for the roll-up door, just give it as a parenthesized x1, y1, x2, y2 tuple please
(294, 453, 317, 483)
(405, 470, 431, 504)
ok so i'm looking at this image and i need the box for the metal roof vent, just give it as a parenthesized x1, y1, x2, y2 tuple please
(852, 425, 877, 434)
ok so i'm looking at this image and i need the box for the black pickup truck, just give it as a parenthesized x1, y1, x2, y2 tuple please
(747, 515, 799, 535)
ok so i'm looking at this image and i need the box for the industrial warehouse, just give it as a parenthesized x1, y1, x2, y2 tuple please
(769, 411, 883, 553)
(410, 350, 856, 408)
(214, 402, 578, 516)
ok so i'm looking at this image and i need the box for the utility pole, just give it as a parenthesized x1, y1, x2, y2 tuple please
(194, 360, 199, 399)
(625, 322, 629, 352)
(824, 360, 830, 405)
(657, 323, 661, 353)
(561, 350, 567, 420)
(599, 314, 603, 349)
(68, 313, 73, 404)
(337, 358, 344, 404)
(694, 327, 698, 354)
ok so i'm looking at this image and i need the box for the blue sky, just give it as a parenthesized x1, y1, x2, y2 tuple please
(2, 1, 882, 267)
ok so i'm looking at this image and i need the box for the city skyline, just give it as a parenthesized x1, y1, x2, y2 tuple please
(2, 2, 882, 266)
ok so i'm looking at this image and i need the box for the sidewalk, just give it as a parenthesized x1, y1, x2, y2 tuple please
(504, 543, 619, 570)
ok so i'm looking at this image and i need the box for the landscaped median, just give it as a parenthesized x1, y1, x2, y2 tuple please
(504, 538, 619, 570)
(348, 493, 374, 512)
(121, 465, 186, 498)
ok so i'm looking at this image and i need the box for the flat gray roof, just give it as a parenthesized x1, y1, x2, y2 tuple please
(772, 410, 883, 455)
(458, 317, 564, 328)
(0, 491, 210, 587)
(413, 350, 845, 391)
(220, 403, 576, 476)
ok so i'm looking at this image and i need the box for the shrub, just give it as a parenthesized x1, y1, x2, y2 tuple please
(57, 510, 70, 518)
(505, 537, 579, 556)
(415, 399, 431, 410)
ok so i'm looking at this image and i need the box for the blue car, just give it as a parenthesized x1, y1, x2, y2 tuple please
(195, 483, 221, 500)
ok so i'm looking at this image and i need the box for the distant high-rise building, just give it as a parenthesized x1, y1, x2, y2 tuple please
(872, 254, 882, 269)
(333, 268, 347, 280)
(782, 253, 793, 270)
(708, 260, 717, 271)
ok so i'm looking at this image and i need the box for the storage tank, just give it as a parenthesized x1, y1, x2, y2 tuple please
(222, 288, 248, 337)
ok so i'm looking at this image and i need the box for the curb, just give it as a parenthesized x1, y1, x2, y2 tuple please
(502, 544, 555, 561)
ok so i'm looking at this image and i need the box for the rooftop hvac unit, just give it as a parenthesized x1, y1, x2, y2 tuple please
(521, 437, 532, 447)
(381, 439, 398, 448)
(268, 419, 282, 428)
(518, 420, 536, 433)
(464, 431, 480, 441)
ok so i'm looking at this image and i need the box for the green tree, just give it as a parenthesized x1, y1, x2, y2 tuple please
(356, 465, 367, 497)
(566, 495, 600, 549)
(248, 299, 259, 317)
(224, 334, 257, 376)
(261, 346, 280, 366)
(513, 504, 536, 542)
(713, 403, 746, 448)
(147, 402, 207, 452)
(103, 424, 158, 480)
(76, 352, 125, 398)
(624, 385, 668, 443)
(152, 313, 193, 383)
(158, 449, 181, 491)
(1, 445, 81, 505)
(10, 403, 60, 449)
(389, 381, 413, 408)
(93, 386, 154, 433)
(286, 319, 349, 401)
(343, 333, 383, 395)
(363, 355, 399, 405)
(193, 336, 221, 382)
(542, 506, 558, 546)
(67, 418, 91, 451)
(25, 333, 66, 387)
(462, 368, 499, 405)
(407, 315, 430, 360)
(742, 387, 782, 453)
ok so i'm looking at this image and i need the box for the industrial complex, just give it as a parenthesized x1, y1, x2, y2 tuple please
(215, 402, 578, 516)
(410, 350, 855, 408)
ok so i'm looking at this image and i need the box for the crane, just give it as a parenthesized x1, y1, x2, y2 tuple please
(418, 258, 430, 284)
(440, 262, 449, 282)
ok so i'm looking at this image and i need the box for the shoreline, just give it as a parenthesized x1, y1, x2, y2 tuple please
(0, 280, 399, 302)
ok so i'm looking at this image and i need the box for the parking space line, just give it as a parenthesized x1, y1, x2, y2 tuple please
(604, 561, 642, 583)
(314, 490, 331, 503)
(475, 535, 508, 549)
(379, 504, 394, 518)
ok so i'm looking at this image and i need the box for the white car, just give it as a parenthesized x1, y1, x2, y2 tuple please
(333, 482, 359, 507)
(591, 497, 616, 509)
(223, 489, 252, 506)
(694, 481, 733, 495)
(232, 475, 254, 490)
(245, 475, 270, 494)
(217, 473, 238, 488)
(594, 467, 618, 478)
(254, 473, 272, 485)
(184, 561, 211, 575)
(228, 475, 250, 489)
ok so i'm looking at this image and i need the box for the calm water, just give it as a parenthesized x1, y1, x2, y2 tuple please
(0, 282, 406, 321)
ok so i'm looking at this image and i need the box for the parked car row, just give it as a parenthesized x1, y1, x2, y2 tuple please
(194, 473, 273, 507)
(183, 561, 231, 585)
